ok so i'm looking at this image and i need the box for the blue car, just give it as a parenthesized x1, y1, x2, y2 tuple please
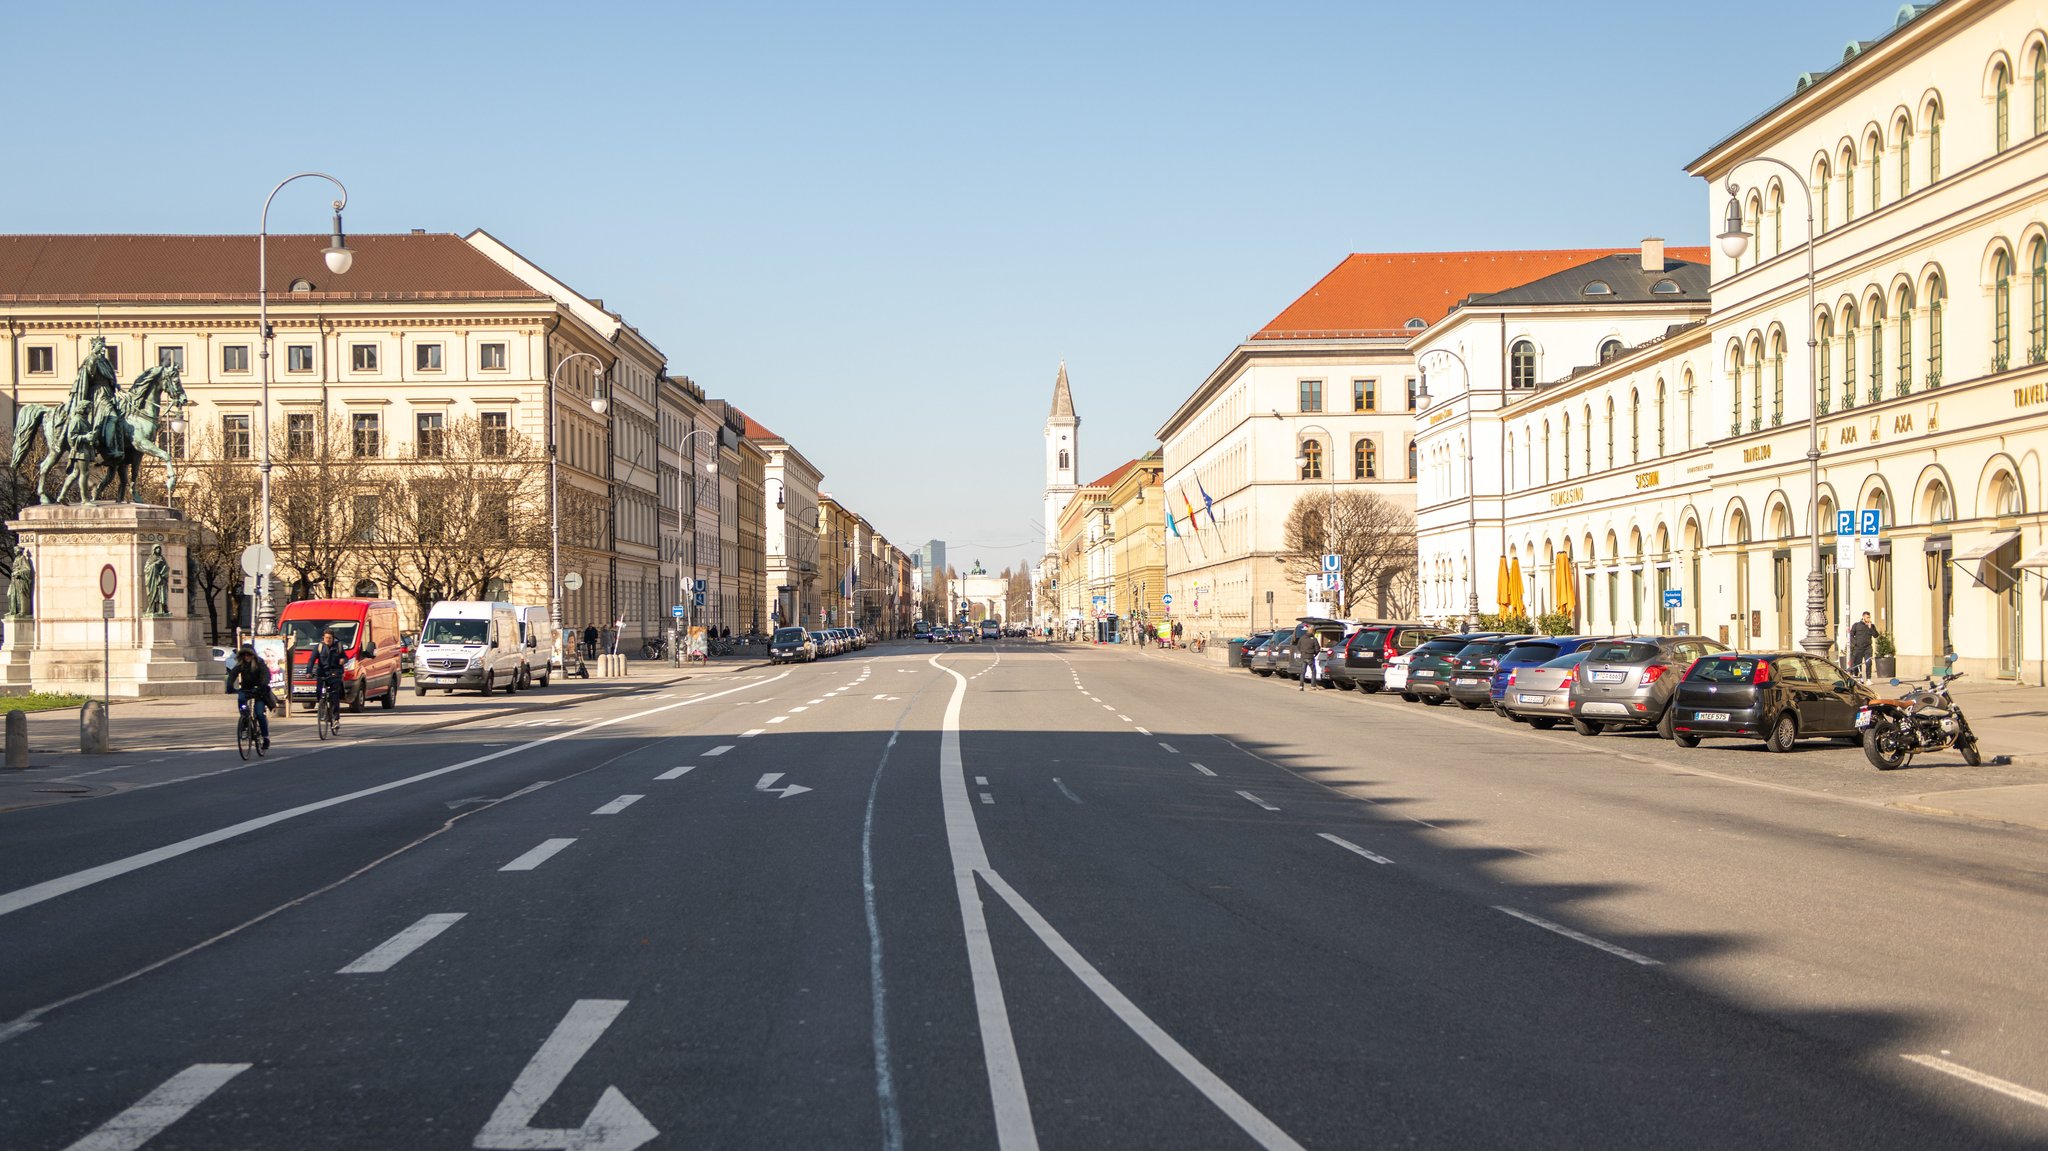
(1485, 636, 1611, 711)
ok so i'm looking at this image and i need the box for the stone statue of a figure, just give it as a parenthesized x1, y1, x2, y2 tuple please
(5, 547, 32, 618)
(143, 544, 170, 616)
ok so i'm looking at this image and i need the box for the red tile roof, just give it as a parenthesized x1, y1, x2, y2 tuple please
(1083, 459, 1143, 490)
(743, 416, 782, 443)
(1252, 247, 1709, 340)
(0, 233, 548, 303)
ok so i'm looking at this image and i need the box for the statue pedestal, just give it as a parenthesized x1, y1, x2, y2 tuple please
(7, 503, 212, 698)
(0, 618, 33, 690)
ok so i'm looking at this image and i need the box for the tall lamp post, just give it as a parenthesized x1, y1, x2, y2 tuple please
(255, 172, 354, 635)
(1284, 418, 1341, 615)
(548, 352, 609, 631)
(1717, 162, 1827, 655)
(772, 483, 823, 627)
(1415, 349, 1482, 627)
(672, 427, 720, 630)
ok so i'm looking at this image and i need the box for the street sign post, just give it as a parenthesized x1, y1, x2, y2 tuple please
(99, 564, 117, 708)
(1160, 593, 1172, 605)
(1321, 554, 1340, 573)
(1662, 588, 1682, 609)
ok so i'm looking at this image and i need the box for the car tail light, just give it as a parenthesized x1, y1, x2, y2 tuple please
(1753, 660, 1773, 684)
(1480, 658, 1499, 670)
(1559, 672, 1575, 689)
(1639, 664, 1669, 686)
(1506, 670, 1518, 687)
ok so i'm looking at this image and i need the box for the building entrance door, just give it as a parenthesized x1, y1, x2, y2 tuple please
(1995, 537, 2023, 678)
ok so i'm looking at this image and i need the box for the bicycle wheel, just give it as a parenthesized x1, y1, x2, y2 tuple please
(316, 697, 331, 740)
(237, 711, 255, 760)
(328, 697, 340, 738)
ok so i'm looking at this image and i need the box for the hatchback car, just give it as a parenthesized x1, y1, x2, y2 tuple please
(768, 626, 815, 663)
(1327, 623, 1445, 693)
(1283, 619, 1355, 685)
(1501, 650, 1597, 728)
(1250, 631, 1292, 677)
(1670, 652, 1874, 751)
(1400, 634, 1497, 704)
(1233, 632, 1274, 669)
(1481, 636, 1609, 713)
(1444, 635, 1539, 709)
(1567, 635, 1730, 737)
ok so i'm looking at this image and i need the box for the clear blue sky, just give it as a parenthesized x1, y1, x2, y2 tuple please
(3, 0, 1893, 575)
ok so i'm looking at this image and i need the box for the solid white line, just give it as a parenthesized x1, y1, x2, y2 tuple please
(62, 1062, 251, 1151)
(1493, 906, 1661, 966)
(1902, 1054, 2048, 1111)
(1317, 833, 1391, 865)
(655, 765, 697, 781)
(337, 912, 466, 974)
(1235, 790, 1279, 812)
(741, 728, 765, 738)
(1190, 763, 1216, 777)
(980, 870, 1307, 1151)
(703, 745, 735, 756)
(0, 672, 789, 919)
(929, 655, 1038, 1150)
(591, 794, 644, 815)
(1157, 742, 1178, 753)
(500, 838, 576, 872)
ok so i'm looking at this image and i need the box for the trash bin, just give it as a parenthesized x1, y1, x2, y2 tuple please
(1227, 637, 1250, 667)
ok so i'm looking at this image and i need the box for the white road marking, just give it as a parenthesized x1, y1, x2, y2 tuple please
(655, 765, 697, 780)
(741, 728, 765, 737)
(768, 716, 789, 724)
(1135, 726, 1151, 735)
(1493, 906, 1661, 966)
(825, 691, 840, 696)
(591, 794, 644, 815)
(704, 745, 734, 756)
(808, 699, 824, 705)
(1102, 704, 1115, 711)
(1235, 790, 1279, 812)
(338, 913, 466, 974)
(1157, 742, 1178, 753)
(979, 792, 995, 804)
(474, 999, 657, 1151)
(1317, 833, 1392, 865)
(62, 1062, 252, 1151)
(0, 672, 790, 919)
(1118, 715, 1132, 723)
(790, 706, 809, 713)
(755, 773, 813, 798)
(501, 838, 577, 872)
(1902, 1054, 2048, 1112)
(1088, 696, 1100, 701)
(1053, 778, 1082, 804)
(975, 776, 989, 785)
(1190, 763, 1216, 777)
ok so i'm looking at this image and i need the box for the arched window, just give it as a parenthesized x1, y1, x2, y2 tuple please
(1992, 248, 2015, 370)
(1598, 338, 1623, 363)
(1868, 297, 1885, 404)
(1604, 397, 1615, 467)
(1406, 438, 1417, 479)
(1057, 450, 1068, 470)
(1928, 272, 1946, 386)
(2031, 238, 2047, 364)
(2036, 46, 2047, 135)
(1654, 378, 1667, 455)
(1728, 342, 1746, 435)
(1770, 330, 1786, 424)
(1743, 196, 1761, 269)
(1749, 336, 1765, 431)
(1928, 101, 1943, 180)
(1842, 144, 1856, 222)
(1817, 310, 1834, 413)
(1995, 61, 2011, 152)
(1562, 417, 1571, 479)
(1770, 185, 1785, 254)
(1842, 301, 1860, 409)
(1816, 158, 1832, 231)
(1896, 283, 1916, 395)
(1542, 422, 1552, 484)
(1582, 405, 1593, 471)
(353, 579, 380, 598)
(1629, 389, 1641, 462)
(1510, 340, 1536, 388)
(1299, 438, 1323, 480)
(1867, 130, 1882, 211)
(1896, 116, 1913, 198)
(1354, 438, 1376, 479)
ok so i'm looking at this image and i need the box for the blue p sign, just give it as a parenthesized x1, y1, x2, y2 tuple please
(1837, 510, 1856, 537)
(1859, 508, 1882, 536)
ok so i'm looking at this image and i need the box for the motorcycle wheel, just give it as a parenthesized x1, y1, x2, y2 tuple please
(1960, 739, 1982, 767)
(1862, 722, 1909, 771)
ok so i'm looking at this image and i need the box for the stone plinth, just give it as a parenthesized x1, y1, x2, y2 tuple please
(7, 503, 212, 697)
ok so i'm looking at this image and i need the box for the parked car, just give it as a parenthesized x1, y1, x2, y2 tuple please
(1232, 632, 1274, 669)
(1444, 635, 1540, 709)
(1250, 632, 1291, 677)
(1500, 650, 1598, 728)
(1478, 636, 1609, 713)
(1400, 634, 1499, 704)
(1283, 619, 1355, 685)
(1567, 635, 1730, 737)
(513, 605, 557, 689)
(1327, 622, 1446, 693)
(278, 598, 406, 712)
(1670, 652, 1875, 751)
(414, 600, 524, 696)
(769, 626, 816, 663)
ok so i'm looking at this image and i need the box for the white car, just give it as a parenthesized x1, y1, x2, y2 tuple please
(1384, 653, 1412, 693)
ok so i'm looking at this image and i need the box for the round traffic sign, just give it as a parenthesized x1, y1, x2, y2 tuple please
(563, 572, 585, 592)
(99, 564, 118, 598)
(240, 543, 276, 577)
(1160, 593, 1173, 604)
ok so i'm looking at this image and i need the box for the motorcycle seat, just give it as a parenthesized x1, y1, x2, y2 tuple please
(1870, 699, 1915, 707)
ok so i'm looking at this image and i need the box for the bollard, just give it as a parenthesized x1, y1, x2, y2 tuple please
(5, 710, 26, 769)
(80, 700, 110, 755)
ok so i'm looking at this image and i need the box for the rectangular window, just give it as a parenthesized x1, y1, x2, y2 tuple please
(415, 411, 445, 458)
(222, 345, 250, 373)
(104, 345, 121, 374)
(415, 344, 444, 372)
(1406, 377, 1418, 410)
(1297, 379, 1323, 413)
(156, 423, 186, 460)
(479, 342, 508, 371)
(352, 494, 380, 543)
(351, 412, 381, 457)
(286, 344, 315, 372)
(286, 412, 316, 457)
(26, 346, 55, 374)
(351, 343, 379, 372)
(157, 346, 185, 372)
(482, 411, 510, 457)
(223, 414, 251, 460)
(1353, 379, 1376, 412)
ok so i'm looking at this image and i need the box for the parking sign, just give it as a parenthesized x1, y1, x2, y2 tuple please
(1837, 510, 1856, 537)
(1859, 508, 1883, 535)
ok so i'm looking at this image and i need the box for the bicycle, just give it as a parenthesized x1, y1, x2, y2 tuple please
(314, 681, 342, 741)
(236, 696, 269, 761)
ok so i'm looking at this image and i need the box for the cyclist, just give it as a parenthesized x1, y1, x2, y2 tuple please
(226, 645, 275, 751)
(310, 628, 348, 720)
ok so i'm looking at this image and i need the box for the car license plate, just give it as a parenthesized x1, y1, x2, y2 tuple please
(1855, 708, 1872, 729)
(1593, 670, 1626, 683)
(1454, 677, 1479, 685)
(1415, 670, 1436, 678)
(1695, 711, 1730, 722)
(1517, 693, 1545, 704)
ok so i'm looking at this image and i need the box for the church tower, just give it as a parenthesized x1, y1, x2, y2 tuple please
(1043, 361, 1079, 558)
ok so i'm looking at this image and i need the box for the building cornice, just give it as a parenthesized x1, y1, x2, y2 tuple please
(1158, 336, 1414, 441)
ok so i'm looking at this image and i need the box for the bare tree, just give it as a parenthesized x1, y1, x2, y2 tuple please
(170, 427, 260, 641)
(361, 415, 548, 615)
(271, 415, 374, 600)
(1282, 491, 1417, 619)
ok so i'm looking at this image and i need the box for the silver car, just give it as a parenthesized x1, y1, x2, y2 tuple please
(1567, 635, 1729, 737)
(1501, 650, 1595, 729)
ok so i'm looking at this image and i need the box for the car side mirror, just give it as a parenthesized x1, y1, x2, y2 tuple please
(488, 641, 498, 650)
(1833, 679, 1852, 692)
(362, 643, 375, 658)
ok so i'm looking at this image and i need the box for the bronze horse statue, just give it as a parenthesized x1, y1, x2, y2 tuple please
(11, 362, 189, 504)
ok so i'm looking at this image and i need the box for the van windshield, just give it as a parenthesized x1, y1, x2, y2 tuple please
(422, 618, 489, 645)
(282, 620, 358, 649)
(772, 627, 806, 643)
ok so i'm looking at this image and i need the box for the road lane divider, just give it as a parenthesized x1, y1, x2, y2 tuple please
(61, 1062, 251, 1151)
(338, 913, 467, 974)
(501, 838, 578, 872)
(654, 766, 697, 780)
(1235, 790, 1280, 812)
(703, 745, 734, 756)
(1190, 763, 1216, 777)
(1901, 1054, 2048, 1113)
(1317, 833, 1391, 865)
(1157, 742, 1178, 754)
(0, 671, 792, 919)
(591, 795, 644, 815)
(1492, 906, 1661, 966)
(740, 729, 765, 738)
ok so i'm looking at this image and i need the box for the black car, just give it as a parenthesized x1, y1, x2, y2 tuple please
(1249, 632, 1291, 677)
(1327, 622, 1445, 692)
(768, 626, 815, 664)
(1401, 633, 1499, 704)
(1233, 632, 1274, 669)
(1443, 635, 1539, 709)
(1283, 619, 1353, 684)
(1670, 652, 1875, 751)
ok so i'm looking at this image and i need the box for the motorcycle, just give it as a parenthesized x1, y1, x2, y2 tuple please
(1855, 666, 1981, 770)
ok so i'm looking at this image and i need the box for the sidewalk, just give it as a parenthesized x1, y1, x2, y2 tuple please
(0, 653, 771, 814)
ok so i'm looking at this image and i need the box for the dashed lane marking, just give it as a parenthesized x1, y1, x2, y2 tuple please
(1317, 833, 1392, 865)
(975, 776, 989, 785)
(591, 795, 644, 815)
(61, 1062, 251, 1151)
(1191, 763, 1217, 777)
(1235, 790, 1279, 812)
(768, 717, 789, 724)
(1053, 778, 1083, 804)
(1493, 906, 1661, 966)
(703, 745, 735, 757)
(655, 765, 697, 780)
(978, 792, 994, 805)
(1135, 726, 1151, 735)
(338, 913, 466, 974)
(1158, 742, 1178, 753)
(741, 729, 765, 738)
(500, 838, 576, 872)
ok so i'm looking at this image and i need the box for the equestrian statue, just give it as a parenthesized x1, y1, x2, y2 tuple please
(10, 336, 189, 505)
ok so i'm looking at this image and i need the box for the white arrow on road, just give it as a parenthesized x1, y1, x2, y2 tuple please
(474, 999, 656, 1151)
(755, 772, 813, 799)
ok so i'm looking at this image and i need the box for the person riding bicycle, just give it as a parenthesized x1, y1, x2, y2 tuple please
(310, 629, 348, 716)
(226, 645, 275, 750)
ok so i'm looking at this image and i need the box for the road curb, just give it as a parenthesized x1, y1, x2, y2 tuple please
(1886, 799, 2048, 831)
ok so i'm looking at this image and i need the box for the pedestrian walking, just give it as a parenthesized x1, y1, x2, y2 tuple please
(1848, 611, 1876, 677)
(1296, 628, 1321, 691)
(582, 622, 598, 661)
(1171, 620, 1184, 648)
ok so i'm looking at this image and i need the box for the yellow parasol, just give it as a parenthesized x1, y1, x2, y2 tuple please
(1554, 552, 1575, 617)
(1496, 556, 1512, 612)
(1507, 557, 1525, 616)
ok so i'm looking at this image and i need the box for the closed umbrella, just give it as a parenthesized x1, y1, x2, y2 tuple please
(1507, 557, 1525, 616)
(1496, 556, 1512, 612)
(1555, 553, 1574, 617)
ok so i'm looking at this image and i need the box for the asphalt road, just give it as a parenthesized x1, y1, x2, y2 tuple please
(4, 640, 2046, 1149)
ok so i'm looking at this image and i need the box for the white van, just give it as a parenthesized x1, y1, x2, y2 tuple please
(414, 601, 523, 696)
(513, 605, 558, 689)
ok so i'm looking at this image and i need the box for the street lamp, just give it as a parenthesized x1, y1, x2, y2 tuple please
(1416, 348, 1482, 627)
(548, 351, 609, 630)
(1718, 162, 1827, 656)
(255, 172, 353, 634)
(1285, 418, 1341, 615)
(672, 427, 720, 630)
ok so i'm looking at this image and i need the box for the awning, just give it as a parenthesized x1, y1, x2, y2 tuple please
(2020, 544, 2048, 572)
(1951, 530, 2021, 591)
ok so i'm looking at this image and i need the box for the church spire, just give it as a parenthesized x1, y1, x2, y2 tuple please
(1049, 360, 1076, 419)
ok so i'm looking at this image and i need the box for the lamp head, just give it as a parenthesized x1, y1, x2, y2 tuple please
(1716, 191, 1751, 259)
(589, 370, 608, 415)
(322, 207, 354, 275)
